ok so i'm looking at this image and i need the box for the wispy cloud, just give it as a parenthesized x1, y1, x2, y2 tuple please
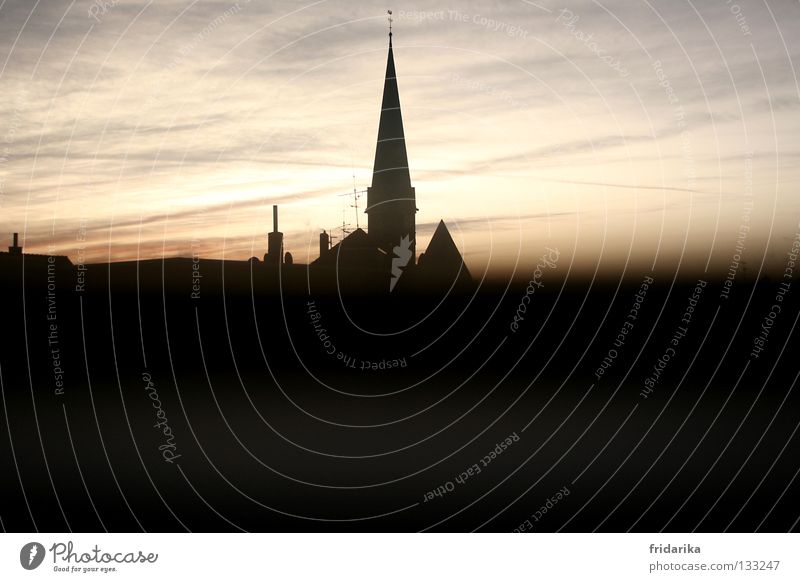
(1, 0, 799, 274)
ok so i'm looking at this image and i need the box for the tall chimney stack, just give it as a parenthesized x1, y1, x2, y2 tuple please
(8, 232, 22, 255)
(267, 206, 284, 265)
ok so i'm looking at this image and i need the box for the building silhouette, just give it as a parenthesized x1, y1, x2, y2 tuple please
(417, 220, 472, 285)
(311, 23, 470, 291)
(365, 26, 417, 262)
(0, 232, 73, 271)
(1, 23, 471, 295)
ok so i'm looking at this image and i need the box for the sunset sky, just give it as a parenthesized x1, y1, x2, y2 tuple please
(1, 0, 799, 279)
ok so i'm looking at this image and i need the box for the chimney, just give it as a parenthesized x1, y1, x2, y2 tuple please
(319, 230, 329, 259)
(8, 232, 22, 255)
(267, 206, 284, 265)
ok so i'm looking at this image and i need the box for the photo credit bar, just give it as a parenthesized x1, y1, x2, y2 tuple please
(0, 534, 796, 581)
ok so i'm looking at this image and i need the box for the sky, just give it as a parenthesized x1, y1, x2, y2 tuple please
(1, 0, 799, 280)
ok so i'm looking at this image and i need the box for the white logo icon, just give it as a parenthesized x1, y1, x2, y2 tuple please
(390, 235, 413, 291)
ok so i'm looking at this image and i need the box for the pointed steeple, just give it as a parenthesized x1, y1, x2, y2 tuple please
(366, 14, 417, 263)
(371, 28, 411, 191)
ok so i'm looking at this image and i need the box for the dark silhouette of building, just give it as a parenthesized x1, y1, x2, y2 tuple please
(310, 24, 471, 292)
(417, 220, 472, 286)
(0, 23, 471, 296)
(0, 232, 72, 271)
(365, 27, 417, 263)
(312, 228, 387, 271)
(0, 232, 74, 294)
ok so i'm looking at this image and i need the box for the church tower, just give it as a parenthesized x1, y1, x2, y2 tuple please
(365, 15, 417, 264)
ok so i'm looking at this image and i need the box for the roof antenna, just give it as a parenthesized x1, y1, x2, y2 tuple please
(388, 9, 393, 41)
(351, 164, 360, 229)
(340, 205, 352, 240)
(338, 162, 366, 230)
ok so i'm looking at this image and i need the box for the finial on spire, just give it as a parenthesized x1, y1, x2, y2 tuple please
(388, 9, 393, 39)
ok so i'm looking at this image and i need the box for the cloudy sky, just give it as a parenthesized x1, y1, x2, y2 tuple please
(1, 0, 799, 278)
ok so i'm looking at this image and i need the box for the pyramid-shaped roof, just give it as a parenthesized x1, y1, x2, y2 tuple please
(420, 220, 471, 280)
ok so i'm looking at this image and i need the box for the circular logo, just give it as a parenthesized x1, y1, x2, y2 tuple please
(20, 542, 46, 570)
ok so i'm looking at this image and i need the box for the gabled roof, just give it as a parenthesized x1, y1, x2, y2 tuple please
(311, 228, 387, 268)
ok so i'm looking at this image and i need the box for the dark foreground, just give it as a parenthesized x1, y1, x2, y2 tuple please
(0, 259, 798, 532)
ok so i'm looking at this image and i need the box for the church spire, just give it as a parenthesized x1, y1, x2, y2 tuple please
(371, 12, 410, 191)
(366, 12, 417, 262)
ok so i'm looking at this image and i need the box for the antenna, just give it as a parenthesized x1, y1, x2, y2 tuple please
(352, 169, 359, 228)
(388, 9, 393, 37)
(339, 204, 352, 241)
(327, 230, 338, 249)
(338, 171, 366, 231)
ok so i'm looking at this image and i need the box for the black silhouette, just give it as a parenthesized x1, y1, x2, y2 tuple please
(365, 27, 418, 263)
